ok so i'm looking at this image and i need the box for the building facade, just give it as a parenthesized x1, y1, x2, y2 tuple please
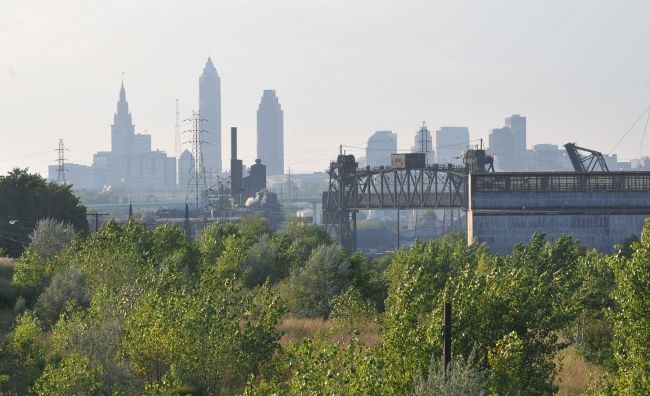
(257, 90, 284, 176)
(366, 131, 397, 167)
(435, 126, 469, 165)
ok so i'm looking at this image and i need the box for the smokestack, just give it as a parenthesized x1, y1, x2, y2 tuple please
(231, 127, 237, 160)
(230, 126, 243, 205)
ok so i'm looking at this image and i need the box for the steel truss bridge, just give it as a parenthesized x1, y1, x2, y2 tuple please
(322, 154, 469, 250)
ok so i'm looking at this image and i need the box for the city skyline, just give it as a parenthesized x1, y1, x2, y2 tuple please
(3, 1, 650, 177)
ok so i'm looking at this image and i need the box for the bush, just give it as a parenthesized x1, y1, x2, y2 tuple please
(415, 348, 487, 396)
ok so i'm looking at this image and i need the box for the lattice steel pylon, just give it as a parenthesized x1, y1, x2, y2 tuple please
(174, 99, 181, 159)
(184, 111, 208, 213)
(56, 139, 67, 185)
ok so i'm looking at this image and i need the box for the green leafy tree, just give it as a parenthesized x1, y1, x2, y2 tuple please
(2, 311, 44, 394)
(34, 268, 90, 328)
(0, 168, 87, 257)
(330, 287, 377, 335)
(33, 354, 104, 396)
(239, 216, 272, 244)
(288, 244, 351, 317)
(610, 219, 650, 393)
(241, 235, 286, 288)
(29, 218, 76, 260)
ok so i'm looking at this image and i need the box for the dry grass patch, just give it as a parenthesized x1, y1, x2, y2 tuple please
(278, 317, 381, 347)
(556, 346, 603, 395)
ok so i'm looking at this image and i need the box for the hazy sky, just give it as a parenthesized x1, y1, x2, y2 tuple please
(2, 0, 650, 176)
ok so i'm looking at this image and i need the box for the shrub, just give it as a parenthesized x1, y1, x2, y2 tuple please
(29, 218, 75, 260)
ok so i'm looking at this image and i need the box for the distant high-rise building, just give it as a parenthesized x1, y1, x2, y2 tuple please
(199, 57, 222, 179)
(411, 122, 434, 165)
(435, 126, 469, 165)
(366, 131, 397, 167)
(488, 127, 515, 171)
(178, 149, 194, 189)
(505, 114, 526, 152)
(111, 82, 135, 155)
(257, 90, 284, 176)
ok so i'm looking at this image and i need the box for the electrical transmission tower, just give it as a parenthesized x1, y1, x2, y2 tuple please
(174, 99, 181, 159)
(184, 111, 208, 213)
(56, 139, 67, 185)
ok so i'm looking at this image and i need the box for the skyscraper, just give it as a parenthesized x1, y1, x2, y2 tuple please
(199, 57, 222, 179)
(505, 114, 526, 152)
(366, 131, 397, 167)
(411, 122, 434, 165)
(257, 90, 284, 176)
(435, 126, 470, 165)
(111, 82, 135, 155)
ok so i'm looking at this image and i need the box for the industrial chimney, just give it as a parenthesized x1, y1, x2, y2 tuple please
(230, 127, 243, 204)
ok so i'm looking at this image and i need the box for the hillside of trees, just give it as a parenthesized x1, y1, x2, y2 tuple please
(1, 212, 649, 394)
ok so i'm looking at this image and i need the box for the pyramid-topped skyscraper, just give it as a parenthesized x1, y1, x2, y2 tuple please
(199, 57, 222, 179)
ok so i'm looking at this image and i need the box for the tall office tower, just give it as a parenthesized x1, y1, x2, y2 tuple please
(435, 126, 470, 165)
(488, 127, 515, 171)
(111, 82, 135, 155)
(505, 114, 526, 152)
(178, 149, 194, 189)
(257, 90, 284, 175)
(366, 131, 397, 167)
(411, 122, 434, 165)
(199, 57, 222, 179)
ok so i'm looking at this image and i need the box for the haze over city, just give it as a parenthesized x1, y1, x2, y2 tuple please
(2, 0, 650, 176)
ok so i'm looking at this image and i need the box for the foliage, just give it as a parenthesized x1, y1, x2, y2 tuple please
(29, 218, 76, 260)
(34, 268, 90, 328)
(415, 348, 487, 396)
(287, 244, 351, 318)
(609, 219, 650, 393)
(330, 287, 377, 335)
(241, 235, 285, 288)
(33, 354, 104, 396)
(1, 311, 44, 394)
(244, 337, 389, 395)
(0, 168, 88, 257)
(570, 250, 616, 368)
(239, 215, 272, 244)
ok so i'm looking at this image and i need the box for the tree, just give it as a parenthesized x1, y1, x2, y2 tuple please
(287, 244, 350, 318)
(33, 354, 104, 396)
(239, 216, 272, 245)
(2, 312, 44, 394)
(610, 219, 650, 393)
(29, 218, 76, 260)
(34, 268, 90, 328)
(241, 235, 285, 288)
(0, 168, 88, 257)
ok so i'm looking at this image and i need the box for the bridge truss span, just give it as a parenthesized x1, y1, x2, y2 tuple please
(323, 154, 469, 250)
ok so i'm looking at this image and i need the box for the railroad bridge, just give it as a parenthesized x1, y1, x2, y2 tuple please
(323, 153, 650, 254)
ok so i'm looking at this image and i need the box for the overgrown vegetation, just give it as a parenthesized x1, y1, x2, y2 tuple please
(0, 206, 649, 394)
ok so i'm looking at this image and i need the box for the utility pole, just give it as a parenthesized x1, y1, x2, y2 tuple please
(56, 139, 67, 185)
(86, 212, 110, 232)
(128, 204, 133, 220)
(183, 203, 191, 239)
